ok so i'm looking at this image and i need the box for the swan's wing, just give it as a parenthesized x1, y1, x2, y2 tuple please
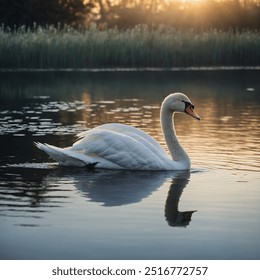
(76, 123, 168, 156)
(71, 125, 171, 170)
(101, 123, 168, 154)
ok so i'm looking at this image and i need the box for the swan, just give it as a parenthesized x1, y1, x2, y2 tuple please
(35, 93, 200, 170)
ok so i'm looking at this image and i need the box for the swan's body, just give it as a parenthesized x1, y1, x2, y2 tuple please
(35, 93, 200, 170)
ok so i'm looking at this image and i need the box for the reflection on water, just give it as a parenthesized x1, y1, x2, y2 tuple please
(0, 70, 259, 259)
(0, 165, 195, 227)
(164, 172, 197, 227)
(46, 169, 196, 227)
(0, 165, 68, 225)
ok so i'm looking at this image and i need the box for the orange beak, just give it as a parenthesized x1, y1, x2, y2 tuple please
(185, 105, 201, 120)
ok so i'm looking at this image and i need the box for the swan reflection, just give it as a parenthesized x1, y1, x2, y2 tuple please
(164, 171, 197, 227)
(1, 164, 196, 227)
(42, 168, 196, 227)
(43, 169, 165, 206)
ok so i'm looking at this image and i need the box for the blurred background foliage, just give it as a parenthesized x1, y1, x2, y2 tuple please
(1, 0, 260, 30)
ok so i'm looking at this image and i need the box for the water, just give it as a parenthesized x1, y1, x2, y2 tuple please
(0, 70, 259, 260)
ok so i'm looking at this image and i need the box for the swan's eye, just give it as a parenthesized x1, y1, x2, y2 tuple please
(182, 100, 194, 110)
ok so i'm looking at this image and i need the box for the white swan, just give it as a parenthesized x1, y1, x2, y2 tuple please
(35, 93, 200, 170)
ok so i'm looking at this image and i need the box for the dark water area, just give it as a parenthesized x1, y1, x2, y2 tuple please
(0, 70, 259, 259)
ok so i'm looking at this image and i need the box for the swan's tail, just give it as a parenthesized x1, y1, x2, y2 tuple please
(34, 142, 98, 168)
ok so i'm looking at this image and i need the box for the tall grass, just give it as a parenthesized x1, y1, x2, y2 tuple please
(0, 25, 259, 69)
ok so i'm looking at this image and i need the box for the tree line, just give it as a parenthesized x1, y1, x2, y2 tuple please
(1, 0, 260, 29)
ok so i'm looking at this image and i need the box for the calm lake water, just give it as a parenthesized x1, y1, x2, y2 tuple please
(0, 70, 259, 260)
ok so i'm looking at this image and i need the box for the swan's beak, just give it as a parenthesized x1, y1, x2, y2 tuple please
(185, 106, 201, 120)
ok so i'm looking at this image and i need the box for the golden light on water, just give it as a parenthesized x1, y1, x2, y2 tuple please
(179, 0, 203, 2)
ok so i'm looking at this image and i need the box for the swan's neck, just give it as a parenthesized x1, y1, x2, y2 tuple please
(160, 107, 190, 168)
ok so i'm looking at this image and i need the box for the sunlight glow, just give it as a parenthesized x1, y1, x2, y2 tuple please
(179, 0, 203, 2)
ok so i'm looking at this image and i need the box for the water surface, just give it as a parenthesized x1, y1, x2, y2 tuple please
(0, 70, 259, 259)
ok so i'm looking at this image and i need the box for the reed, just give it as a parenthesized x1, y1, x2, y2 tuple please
(0, 25, 259, 69)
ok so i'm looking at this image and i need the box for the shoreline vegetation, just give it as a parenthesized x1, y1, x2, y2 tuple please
(1, 25, 260, 69)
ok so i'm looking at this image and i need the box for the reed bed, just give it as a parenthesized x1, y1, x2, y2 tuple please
(0, 25, 259, 69)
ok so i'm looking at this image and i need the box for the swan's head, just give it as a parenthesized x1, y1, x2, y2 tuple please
(162, 93, 200, 120)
